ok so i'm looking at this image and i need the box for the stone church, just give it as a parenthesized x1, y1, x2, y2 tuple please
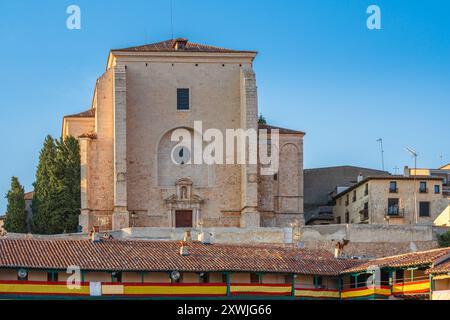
(62, 38, 305, 232)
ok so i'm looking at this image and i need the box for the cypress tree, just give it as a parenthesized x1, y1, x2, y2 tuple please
(4, 177, 27, 233)
(54, 136, 81, 233)
(32, 135, 81, 234)
(32, 135, 58, 234)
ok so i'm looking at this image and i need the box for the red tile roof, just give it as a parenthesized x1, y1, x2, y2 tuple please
(113, 39, 257, 54)
(426, 258, 450, 275)
(64, 109, 95, 118)
(343, 247, 450, 274)
(258, 124, 305, 135)
(0, 238, 359, 276)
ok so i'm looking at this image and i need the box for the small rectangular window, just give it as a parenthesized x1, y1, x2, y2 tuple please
(250, 273, 260, 284)
(419, 202, 430, 217)
(419, 182, 427, 193)
(111, 272, 122, 283)
(47, 272, 58, 282)
(177, 88, 190, 110)
(434, 185, 440, 194)
(389, 181, 397, 193)
(336, 216, 341, 224)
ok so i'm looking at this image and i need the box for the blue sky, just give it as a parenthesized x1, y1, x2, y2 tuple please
(0, 0, 449, 212)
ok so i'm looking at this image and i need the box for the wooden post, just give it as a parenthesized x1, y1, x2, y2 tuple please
(226, 273, 231, 297)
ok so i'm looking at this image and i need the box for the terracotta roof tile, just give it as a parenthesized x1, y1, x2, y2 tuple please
(113, 39, 257, 54)
(0, 239, 359, 276)
(258, 124, 305, 135)
(343, 247, 450, 274)
(64, 109, 95, 118)
(426, 258, 450, 275)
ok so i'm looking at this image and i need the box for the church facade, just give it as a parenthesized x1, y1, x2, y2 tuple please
(62, 39, 305, 232)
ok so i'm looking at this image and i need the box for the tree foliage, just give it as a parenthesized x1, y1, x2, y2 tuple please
(438, 231, 450, 248)
(4, 176, 28, 233)
(258, 114, 267, 125)
(32, 135, 81, 234)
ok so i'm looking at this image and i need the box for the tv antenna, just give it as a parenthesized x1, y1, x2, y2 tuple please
(376, 138, 385, 171)
(405, 147, 418, 224)
(170, 0, 174, 39)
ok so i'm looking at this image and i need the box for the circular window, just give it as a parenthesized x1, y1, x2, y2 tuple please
(171, 146, 191, 165)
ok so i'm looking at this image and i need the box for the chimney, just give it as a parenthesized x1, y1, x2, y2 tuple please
(357, 173, 364, 183)
(90, 226, 101, 243)
(183, 230, 192, 242)
(198, 231, 212, 245)
(173, 38, 188, 51)
(179, 241, 189, 256)
(404, 166, 410, 177)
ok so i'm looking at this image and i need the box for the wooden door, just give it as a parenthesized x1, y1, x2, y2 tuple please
(175, 210, 193, 228)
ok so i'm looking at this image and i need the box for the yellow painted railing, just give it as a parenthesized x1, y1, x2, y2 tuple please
(392, 280, 429, 296)
(229, 283, 292, 297)
(295, 287, 340, 299)
(341, 286, 391, 299)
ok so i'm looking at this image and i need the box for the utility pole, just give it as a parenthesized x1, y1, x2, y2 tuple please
(406, 147, 418, 224)
(377, 138, 385, 171)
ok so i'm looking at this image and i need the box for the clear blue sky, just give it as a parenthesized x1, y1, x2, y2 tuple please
(1, 0, 449, 212)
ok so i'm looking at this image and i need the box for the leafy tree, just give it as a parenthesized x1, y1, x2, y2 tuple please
(32, 135, 81, 234)
(438, 231, 450, 248)
(4, 177, 28, 233)
(258, 114, 267, 125)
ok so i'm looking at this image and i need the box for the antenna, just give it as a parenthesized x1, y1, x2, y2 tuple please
(440, 154, 443, 167)
(405, 147, 418, 224)
(393, 166, 399, 174)
(376, 138, 385, 171)
(170, 0, 174, 39)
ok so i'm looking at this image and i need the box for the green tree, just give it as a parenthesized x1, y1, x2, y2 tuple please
(54, 136, 81, 233)
(258, 114, 267, 125)
(32, 135, 57, 234)
(32, 135, 81, 234)
(438, 231, 450, 248)
(4, 177, 28, 233)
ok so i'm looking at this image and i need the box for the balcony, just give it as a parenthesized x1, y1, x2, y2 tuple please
(386, 206, 405, 218)
(389, 188, 398, 194)
(359, 209, 369, 221)
(419, 188, 428, 194)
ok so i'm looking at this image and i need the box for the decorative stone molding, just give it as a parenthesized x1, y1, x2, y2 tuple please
(165, 179, 204, 228)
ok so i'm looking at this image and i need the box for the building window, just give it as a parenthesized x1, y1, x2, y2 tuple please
(222, 274, 228, 283)
(434, 185, 440, 194)
(199, 273, 210, 283)
(419, 182, 428, 193)
(111, 272, 122, 283)
(345, 194, 349, 206)
(361, 202, 369, 221)
(389, 181, 398, 193)
(47, 272, 58, 282)
(336, 216, 341, 224)
(364, 184, 369, 196)
(177, 88, 190, 110)
(419, 202, 430, 217)
(352, 190, 357, 202)
(250, 273, 260, 284)
(387, 198, 400, 216)
(345, 211, 350, 224)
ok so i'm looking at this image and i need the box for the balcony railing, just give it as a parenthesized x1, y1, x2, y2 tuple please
(359, 209, 369, 221)
(389, 188, 398, 193)
(419, 188, 428, 194)
(386, 207, 405, 217)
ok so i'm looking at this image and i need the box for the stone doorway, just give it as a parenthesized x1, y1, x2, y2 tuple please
(175, 210, 193, 228)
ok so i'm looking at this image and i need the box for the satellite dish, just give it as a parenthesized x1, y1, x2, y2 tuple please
(17, 268, 28, 279)
(170, 270, 181, 281)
